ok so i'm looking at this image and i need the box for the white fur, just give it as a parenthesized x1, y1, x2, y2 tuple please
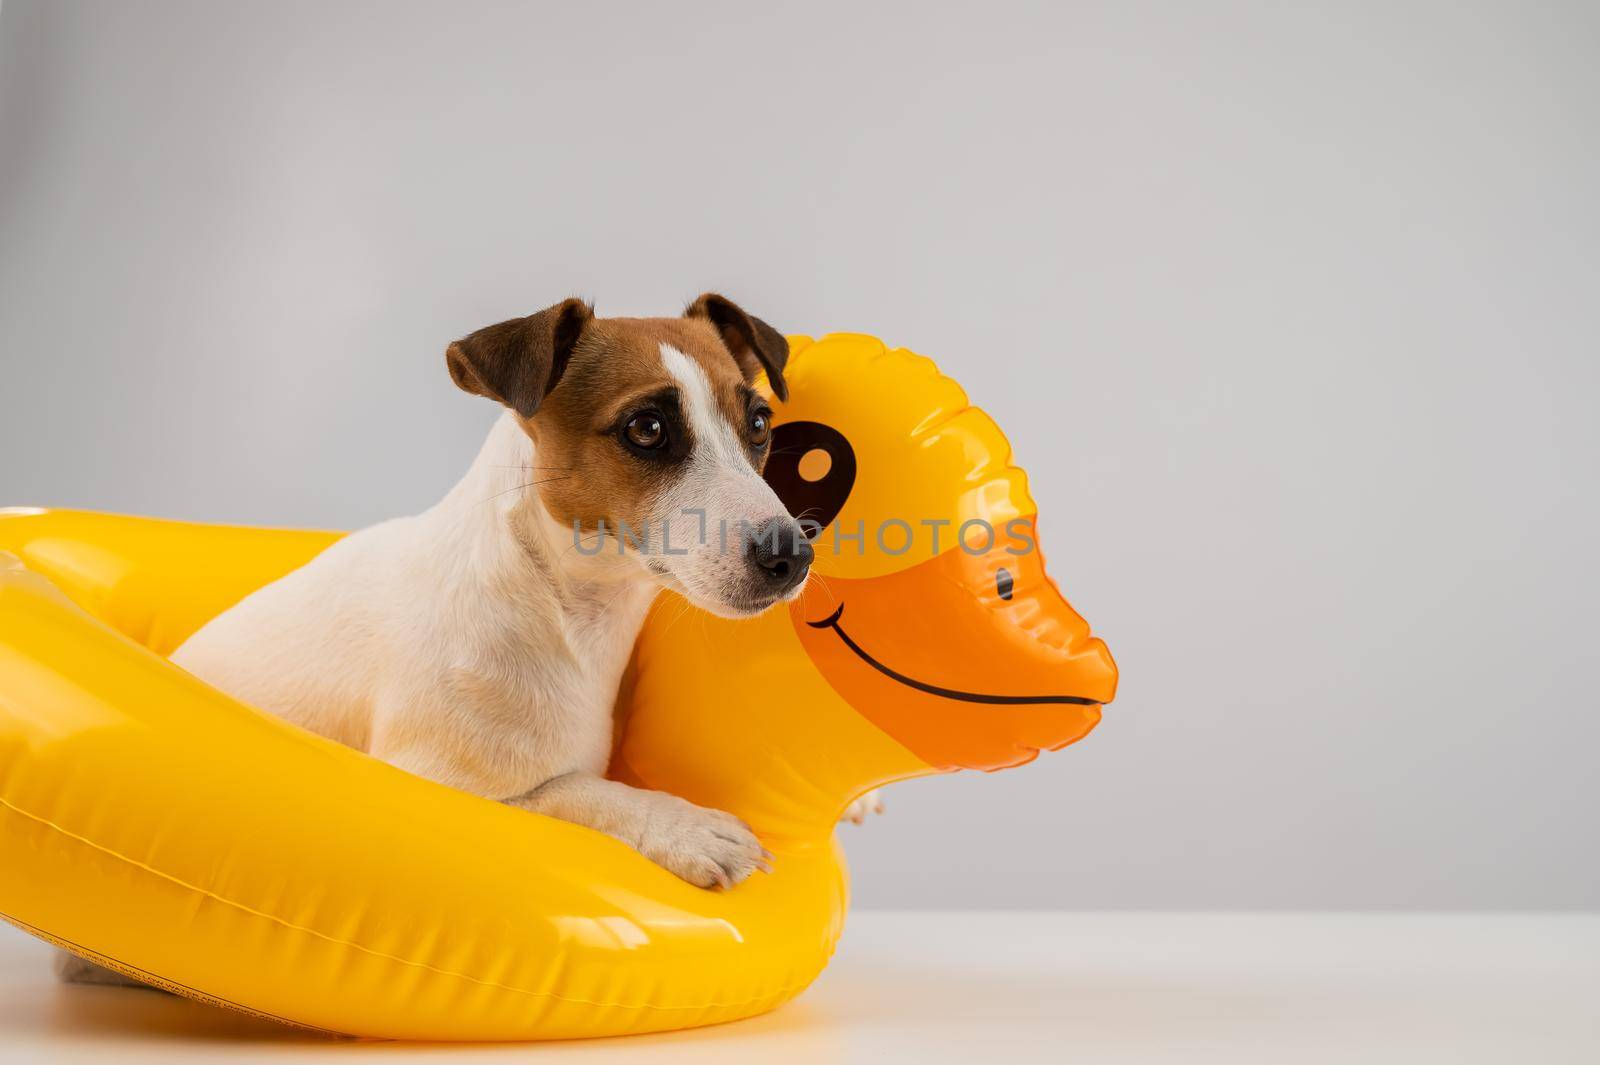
(647, 344, 798, 617)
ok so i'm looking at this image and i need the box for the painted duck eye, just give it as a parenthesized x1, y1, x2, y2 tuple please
(748, 408, 772, 447)
(996, 567, 1015, 601)
(623, 412, 667, 450)
(764, 421, 856, 533)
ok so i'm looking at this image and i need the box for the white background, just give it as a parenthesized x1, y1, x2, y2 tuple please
(1, 0, 1595, 910)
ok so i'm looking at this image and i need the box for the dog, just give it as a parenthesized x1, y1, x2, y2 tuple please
(53, 295, 875, 987)
(52, 295, 888, 987)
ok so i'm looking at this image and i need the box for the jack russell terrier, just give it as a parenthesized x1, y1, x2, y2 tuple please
(56, 294, 887, 987)
(176, 293, 811, 879)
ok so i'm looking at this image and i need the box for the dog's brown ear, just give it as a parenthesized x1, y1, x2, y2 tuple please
(684, 293, 789, 402)
(446, 298, 593, 418)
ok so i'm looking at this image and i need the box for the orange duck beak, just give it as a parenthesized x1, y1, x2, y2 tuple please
(789, 516, 1117, 772)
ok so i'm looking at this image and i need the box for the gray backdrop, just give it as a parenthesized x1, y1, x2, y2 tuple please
(1, 0, 1595, 910)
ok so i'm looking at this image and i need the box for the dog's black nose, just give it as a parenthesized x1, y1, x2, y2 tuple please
(747, 517, 813, 593)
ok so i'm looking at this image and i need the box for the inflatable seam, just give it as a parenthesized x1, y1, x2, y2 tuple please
(0, 794, 814, 1012)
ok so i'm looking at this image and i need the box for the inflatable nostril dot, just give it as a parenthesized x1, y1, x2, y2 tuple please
(996, 567, 1014, 600)
(797, 448, 831, 482)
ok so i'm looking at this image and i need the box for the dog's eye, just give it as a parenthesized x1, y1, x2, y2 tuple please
(623, 412, 668, 451)
(748, 409, 772, 447)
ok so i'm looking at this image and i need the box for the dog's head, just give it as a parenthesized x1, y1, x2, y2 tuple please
(446, 294, 810, 618)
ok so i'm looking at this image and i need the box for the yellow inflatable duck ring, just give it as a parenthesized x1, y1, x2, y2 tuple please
(0, 333, 1116, 1040)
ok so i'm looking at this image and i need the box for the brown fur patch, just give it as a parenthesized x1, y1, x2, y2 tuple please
(446, 299, 592, 419)
(517, 314, 771, 535)
(684, 293, 790, 400)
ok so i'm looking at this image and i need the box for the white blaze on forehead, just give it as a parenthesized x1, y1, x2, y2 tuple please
(659, 343, 746, 467)
(651, 345, 798, 614)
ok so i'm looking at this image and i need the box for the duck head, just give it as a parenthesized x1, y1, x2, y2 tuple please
(615, 334, 1117, 843)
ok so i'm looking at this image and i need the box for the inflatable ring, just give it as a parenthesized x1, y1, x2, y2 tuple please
(0, 334, 1117, 1040)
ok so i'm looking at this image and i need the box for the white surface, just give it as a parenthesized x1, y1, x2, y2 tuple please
(0, 912, 1595, 1063)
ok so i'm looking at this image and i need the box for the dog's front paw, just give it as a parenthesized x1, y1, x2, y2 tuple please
(637, 794, 770, 889)
(840, 789, 885, 825)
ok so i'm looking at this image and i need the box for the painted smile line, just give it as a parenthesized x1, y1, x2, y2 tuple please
(805, 604, 1102, 707)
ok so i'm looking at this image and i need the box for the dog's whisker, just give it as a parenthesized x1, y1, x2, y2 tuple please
(557, 528, 617, 563)
(563, 527, 610, 547)
(802, 566, 835, 606)
(653, 593, 689, 640)
(661, 601, 687, 639)
(476, 476, 570, 507)
(590, 578, 639, 619)
(488, 464, 574, 471)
